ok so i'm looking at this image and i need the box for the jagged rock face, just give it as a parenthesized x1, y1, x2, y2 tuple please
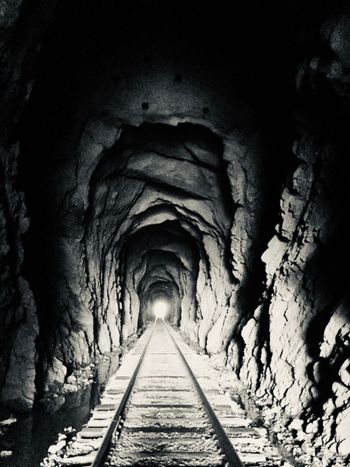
(1, 0, 350, 464)
(0, 149, 38, 410)
(0, 0, 57, 411)
(237, 133, 350, 461)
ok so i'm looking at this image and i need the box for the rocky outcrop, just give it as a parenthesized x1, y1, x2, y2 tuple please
(0, 0, 57, 411)
(237, 133, 350, 464)
(235, 8, 350, 461)
(0, 143, 38, 412)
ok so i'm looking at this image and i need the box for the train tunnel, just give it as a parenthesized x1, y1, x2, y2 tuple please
(0, 0, 350, 465)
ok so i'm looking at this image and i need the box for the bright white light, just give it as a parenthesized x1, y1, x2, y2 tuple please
(152, 299, 170, 320)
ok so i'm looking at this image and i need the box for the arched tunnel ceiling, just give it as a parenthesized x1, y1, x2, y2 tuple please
(121, 222, 200, 326)
(84, 123, 234, 245)
(81, 123, 237, 343)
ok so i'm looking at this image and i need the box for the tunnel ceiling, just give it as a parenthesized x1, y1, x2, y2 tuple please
(81, 122, 237, 349)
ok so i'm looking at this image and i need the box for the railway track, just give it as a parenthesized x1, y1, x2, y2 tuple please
(95, 319, 242, 467)
(43, 320, 288, 467)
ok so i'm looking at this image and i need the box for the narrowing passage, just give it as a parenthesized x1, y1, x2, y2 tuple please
(102, 320, 240, 467)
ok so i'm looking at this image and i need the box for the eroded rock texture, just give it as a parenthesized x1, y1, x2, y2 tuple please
(0, 0, 57, 410)
(238, 133, 350, 463)
(1, 0, 350, 465)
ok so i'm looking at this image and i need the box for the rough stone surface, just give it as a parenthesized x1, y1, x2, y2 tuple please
(0, 0, 57, 411)
(236, 134, 350, 464)
(0, 146, 38, 410)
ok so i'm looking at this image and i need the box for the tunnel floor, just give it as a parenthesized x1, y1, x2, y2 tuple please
(41, 321, 291, 467)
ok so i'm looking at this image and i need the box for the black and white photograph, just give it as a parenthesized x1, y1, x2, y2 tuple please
(0, 1, 350, 466)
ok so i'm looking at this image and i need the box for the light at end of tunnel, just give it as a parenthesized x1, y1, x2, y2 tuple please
(152, 299, 170, 320)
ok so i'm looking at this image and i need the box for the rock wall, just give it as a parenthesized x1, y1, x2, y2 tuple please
(0, 0, 57, 410)
(233, 7, 350, 464)
(237, 133, 350, 463)
(0, 145, 38, 410)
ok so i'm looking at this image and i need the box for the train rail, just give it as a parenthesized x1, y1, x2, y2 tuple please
(94, 319, 242, 467)
(44, 320, 287, 467)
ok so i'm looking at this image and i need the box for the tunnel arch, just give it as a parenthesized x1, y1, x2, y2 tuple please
(77, 122, 238, 347)
(121, 222, 200, 331)
(17, 93, 273, 408)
